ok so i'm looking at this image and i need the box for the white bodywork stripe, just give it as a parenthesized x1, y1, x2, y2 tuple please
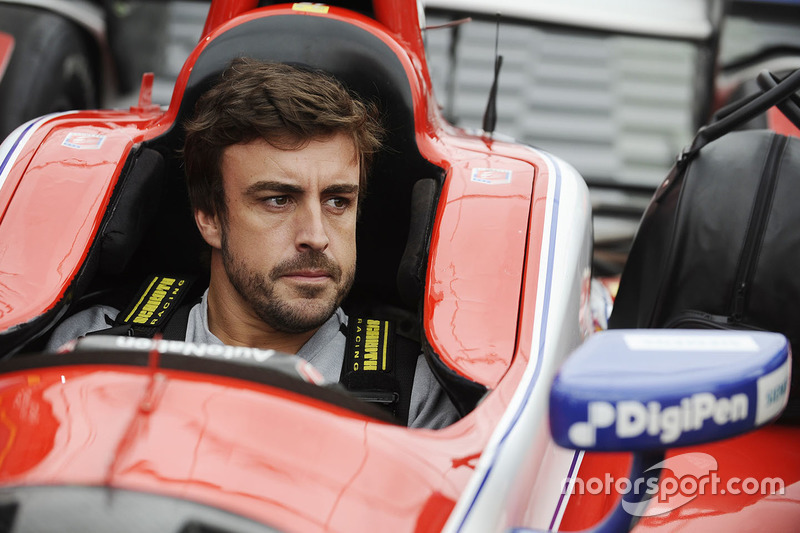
(0, 113, 76, 197)
(443, 147, 592, 532)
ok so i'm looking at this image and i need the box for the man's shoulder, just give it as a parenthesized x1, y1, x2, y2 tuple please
(45, 304, 120, 352)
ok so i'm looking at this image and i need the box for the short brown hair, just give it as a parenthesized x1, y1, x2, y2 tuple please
(183, 57, 384, 217)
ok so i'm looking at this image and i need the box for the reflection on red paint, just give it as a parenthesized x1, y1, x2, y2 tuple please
(0, 32, 13, 80)
(0, 374, 58, 477)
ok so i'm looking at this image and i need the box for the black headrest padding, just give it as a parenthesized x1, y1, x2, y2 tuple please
(166, 14, 423, 173)
(397, 179, 438, 309)
(97, 148, 164, 276)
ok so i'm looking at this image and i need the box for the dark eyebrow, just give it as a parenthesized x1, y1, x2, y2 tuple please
(243, 180, 304, 196)
(323, 184, 359, 196)
(243, 181, 359, 197)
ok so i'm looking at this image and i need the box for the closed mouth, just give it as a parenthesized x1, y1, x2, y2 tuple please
(282, 270, 332, 281)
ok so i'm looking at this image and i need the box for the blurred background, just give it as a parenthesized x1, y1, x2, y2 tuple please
(2, 0, 799, 273)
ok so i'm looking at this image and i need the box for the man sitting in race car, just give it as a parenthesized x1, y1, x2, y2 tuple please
(47, 57, 459, 429)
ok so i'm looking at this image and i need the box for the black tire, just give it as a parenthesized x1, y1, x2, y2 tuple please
(0, 4, 98, 140)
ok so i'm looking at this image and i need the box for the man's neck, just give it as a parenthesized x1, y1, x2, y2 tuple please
(205, 275, 317, 355)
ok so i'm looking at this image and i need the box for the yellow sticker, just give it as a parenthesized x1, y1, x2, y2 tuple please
(292, 2, 329, 13)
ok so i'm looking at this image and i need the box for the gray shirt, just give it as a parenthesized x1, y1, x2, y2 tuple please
(46, 291, 460, 429)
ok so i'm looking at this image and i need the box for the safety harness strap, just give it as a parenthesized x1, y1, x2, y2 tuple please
(340, 317, 417, 425)
(90, 275, 196, 338)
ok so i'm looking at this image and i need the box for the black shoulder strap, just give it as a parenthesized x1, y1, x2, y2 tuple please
(88, 274, 197, 338)
(161, 297, 195, 341)
(339, 317, 418, 425)
(393, 333, 419, 424)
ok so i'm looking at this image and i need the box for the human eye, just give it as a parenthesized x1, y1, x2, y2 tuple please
(262, 195, 291, 208)
(325, 196, 352, 212)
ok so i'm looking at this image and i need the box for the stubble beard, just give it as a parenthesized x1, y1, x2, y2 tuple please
(220, 233, 354, 334)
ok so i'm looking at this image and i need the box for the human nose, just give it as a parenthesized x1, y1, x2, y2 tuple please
(295, 201, 330, 252)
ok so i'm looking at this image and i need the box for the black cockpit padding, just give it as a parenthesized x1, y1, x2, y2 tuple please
(397, 178, 438, 309)
(97, 147, 164, 276)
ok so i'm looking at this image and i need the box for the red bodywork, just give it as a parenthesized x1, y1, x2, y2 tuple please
(0, 31, 12, 81)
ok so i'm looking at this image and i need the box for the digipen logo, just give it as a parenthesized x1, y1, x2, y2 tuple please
(567, 392, 749, 447)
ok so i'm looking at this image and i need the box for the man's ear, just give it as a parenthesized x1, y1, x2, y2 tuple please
(194, 208, 223, 249)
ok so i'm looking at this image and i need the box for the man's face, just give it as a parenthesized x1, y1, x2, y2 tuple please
(213, 133, 359, 333)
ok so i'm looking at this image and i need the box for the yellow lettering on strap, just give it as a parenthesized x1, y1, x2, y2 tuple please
(125, 277, 159, 323)
(383, 320, 389, 371)
(363, 319, 381, 370)
(128, 277, 178, 324)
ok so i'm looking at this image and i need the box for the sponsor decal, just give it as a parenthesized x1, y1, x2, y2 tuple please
(755, 358, 791, 424)
(292, 2, 329, 13)
(80, 336, 328, 385)
(568, 392, 749, 447)
(348, 317, 390, 371)
(470, 167, 512, 185)
(125, 276, 186, 326)
(62, 132, 106, 150)
(114, 336, 276, 363)
(623, 332, 759, 352)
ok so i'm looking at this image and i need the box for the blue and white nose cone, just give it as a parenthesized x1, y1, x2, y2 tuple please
(549, 330, 791, 451)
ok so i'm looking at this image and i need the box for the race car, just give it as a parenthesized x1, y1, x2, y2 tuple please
(0, 0, 796, 531)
